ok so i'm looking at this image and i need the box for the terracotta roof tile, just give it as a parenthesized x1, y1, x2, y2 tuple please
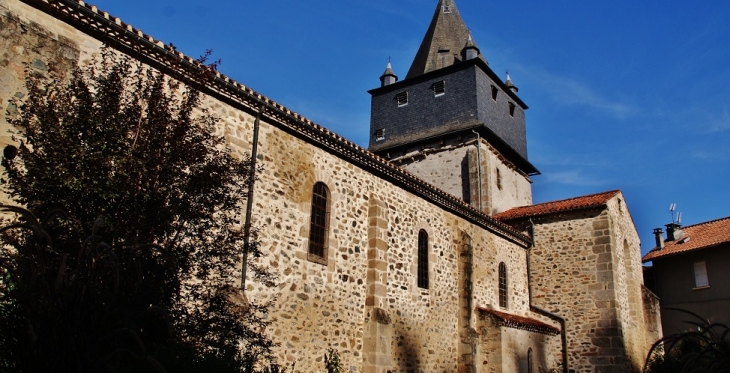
(476, 307, 560, 335)
(494, 190, 621, 221)
(642, 216, 730, 262)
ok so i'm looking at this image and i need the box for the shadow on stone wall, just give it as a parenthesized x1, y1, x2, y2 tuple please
(392, 323, 421, 373)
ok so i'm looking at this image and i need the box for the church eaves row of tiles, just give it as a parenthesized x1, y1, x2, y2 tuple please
(30, 0, 531, 246)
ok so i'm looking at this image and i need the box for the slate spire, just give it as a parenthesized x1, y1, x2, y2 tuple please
(405, 0, 483, 80)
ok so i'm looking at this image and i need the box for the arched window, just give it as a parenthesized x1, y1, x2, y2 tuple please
(527, 348, 533, 373)
(499, 262, 508, 308)
(417, 230, 429, 289)
(308, 182, 329, 263)
(496, 168, 502, 190)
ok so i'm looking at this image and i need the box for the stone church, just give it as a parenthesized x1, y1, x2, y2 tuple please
(0, 0, 661, 372)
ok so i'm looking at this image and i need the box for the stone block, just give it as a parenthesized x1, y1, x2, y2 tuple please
(593, 220, 609, 230)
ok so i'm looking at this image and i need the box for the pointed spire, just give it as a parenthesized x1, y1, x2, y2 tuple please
(405, 0, 484, 80)
(505, 73, 518, 93)
(380, 61, 398, 87)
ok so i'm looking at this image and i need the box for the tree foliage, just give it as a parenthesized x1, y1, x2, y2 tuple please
(0, 48, 276, 372)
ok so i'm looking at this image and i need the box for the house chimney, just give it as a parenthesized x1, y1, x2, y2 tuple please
(653, 228, 664, 249)
(665, 223, 683, 241)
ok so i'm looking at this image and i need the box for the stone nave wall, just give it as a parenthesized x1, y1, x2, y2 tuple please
(0, 1, 560, 372)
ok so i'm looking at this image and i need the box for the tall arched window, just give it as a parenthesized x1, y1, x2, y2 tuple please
(499, 262, 508, 308)
(527, 348, 533, 373)
(417, 230, 429, 289)
(308, 182, 329, 263)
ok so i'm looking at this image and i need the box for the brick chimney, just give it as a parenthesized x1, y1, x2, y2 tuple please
(653, 228, 664, 249)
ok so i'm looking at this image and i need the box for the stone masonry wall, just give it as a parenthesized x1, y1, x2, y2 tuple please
(0, 1, 558, 372)
(527, 196, 653, 373)
(528, 207, 622, 373)
(604, 196, 650, 371)
(476, 315, 557, 373)
(249, 119, 543, 371)
(397, 137, 532, 217)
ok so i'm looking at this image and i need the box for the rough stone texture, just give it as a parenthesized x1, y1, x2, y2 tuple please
(393, 137, 532, 216)
(248, 119, 556, 371)
(466, 142, 532, 216)
(517, 194, 658, 373)
(476, 314, 557, 373)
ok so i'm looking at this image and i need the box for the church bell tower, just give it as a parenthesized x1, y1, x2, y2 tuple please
(368, 0, 539, 216)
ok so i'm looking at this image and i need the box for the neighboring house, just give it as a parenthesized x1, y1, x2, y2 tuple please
(0, 0, 662, 372)
(642, 217, 730, 334)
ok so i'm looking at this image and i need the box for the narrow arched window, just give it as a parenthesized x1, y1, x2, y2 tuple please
(308, 182, 329, 263)
(527, 348, 533, 373)
(496, 168, 502, 190)
(499, 262, 508, 308)
(417, 230, 429, 289)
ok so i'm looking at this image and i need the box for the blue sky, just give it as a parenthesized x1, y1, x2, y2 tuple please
(87, 0, 730, 256)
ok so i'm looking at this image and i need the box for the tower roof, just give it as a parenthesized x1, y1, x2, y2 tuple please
(405, 0, 484, 80)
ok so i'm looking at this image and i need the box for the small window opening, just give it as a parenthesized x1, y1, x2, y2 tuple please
(417, 230, 429, 289)
(694, 261, 709, 288)
(527, 348, 534, 373)
(496, 168, 502, 190)
(374, 128, 385, 142)
(308, 182, 330, 264)
(491, 85, 498, 101)
(509, 102, 516, 117)
(433, 80, 445, 97)
(443, 5, 451, 13)
(499, 262, 508, 308)
(396, 91, 408, 107)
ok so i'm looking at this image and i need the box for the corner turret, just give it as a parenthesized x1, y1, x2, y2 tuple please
(462, 34, 480, 61)
(505, 73, 518, 93)
(379, 62, 398, 87)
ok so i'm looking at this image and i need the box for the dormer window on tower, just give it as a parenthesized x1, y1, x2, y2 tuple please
(491, 85, 498, 101)
(509, 102, 516, 117)
(396, 91, 408, 107)
(443, 5, 451, 13)
(433, 80, 445, 97)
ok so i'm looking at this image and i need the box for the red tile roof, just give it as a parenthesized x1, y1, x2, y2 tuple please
(476, 307, 560, 335)
(642, 216, 730, 262)
(494, 190, 621, 221)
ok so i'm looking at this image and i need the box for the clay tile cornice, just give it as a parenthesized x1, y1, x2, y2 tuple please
(476, 307, 560, 336)
(24, 0, 533, 248)
(494, 190, 621, 221)
(642, 216, 730, 262)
